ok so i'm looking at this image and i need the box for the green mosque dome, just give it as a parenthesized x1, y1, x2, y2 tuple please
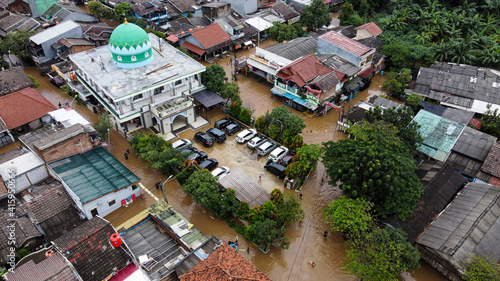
(109, 19, 154, 69)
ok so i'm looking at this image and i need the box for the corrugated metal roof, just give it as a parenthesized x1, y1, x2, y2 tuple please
(30, 20, 80, 45)
(266, 37, 317, 61)
(452, 126, 497, 162)
(49, 146, 140, 204)
(245, 17, 273, 32)
(218, 168, 270, 208)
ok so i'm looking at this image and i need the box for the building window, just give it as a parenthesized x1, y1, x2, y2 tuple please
(175, 80, 182, 86)
(154, 86, 164, 95)
(108, 199, 116, 206)
(132, 185, 139, 190)
(133, 94, 143, 101)
(145, 52, 149, 58)
(117, 55, 122, 61)
(131, 56, 137, 61)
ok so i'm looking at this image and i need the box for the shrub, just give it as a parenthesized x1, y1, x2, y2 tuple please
(228, 101, 242, 119)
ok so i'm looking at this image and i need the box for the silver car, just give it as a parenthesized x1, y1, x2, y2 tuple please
(247, 136, 267, 150)
(268, 146, 289, 163)
(236, 129, 257, 144)
(172, 139, 192, 151)
(257, 141, 278, 156)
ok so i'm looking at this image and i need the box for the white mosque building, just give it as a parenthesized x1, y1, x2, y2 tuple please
(68, 19, 208, 136)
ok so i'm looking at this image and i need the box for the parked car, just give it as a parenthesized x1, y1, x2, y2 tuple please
(180, 147, 198, 158)
(187, 151, 208, 164)
(264, 160, 286, 179)
(247, 136, 267, 150)
(236, 129, 257, 144)
(172, 139, 192, 151)
(257, 141, 278, 156)
(194, 132, 214, 147)
(280, 153, 295, 167)
(206, 128, 226, 143)
(268, 146, 289, 163)
(211, 166, 230, 178)
(199, 158, 218, 171)
(214, 118, 233, 130)
(225, 123, 243, 136)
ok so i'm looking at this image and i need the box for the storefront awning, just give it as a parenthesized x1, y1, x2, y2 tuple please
(181, 42, 206, 56)
(192, 89, 225, 108)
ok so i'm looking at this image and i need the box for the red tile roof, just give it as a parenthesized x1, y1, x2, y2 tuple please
(191, 23, 231, 49)
(355, 22, 383, 37)
(277, 54, 335, 87)
(166, 34, 178, 42)
(358, 67, 375, 79)
(182, 41, 206, 56)
(4, 252, 80, 281)
(320, 32, 371, 56)
(0, 88, 56, 129)
(180, 243, 271, 281)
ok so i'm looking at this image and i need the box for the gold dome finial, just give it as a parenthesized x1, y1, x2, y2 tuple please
(124, 18, 128, 24)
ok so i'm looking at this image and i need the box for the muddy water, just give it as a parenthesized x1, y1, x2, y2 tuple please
(22, 42, 446, 280)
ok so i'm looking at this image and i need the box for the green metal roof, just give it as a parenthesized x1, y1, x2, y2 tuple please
(36, 0, 58, 18)
(49, 146, 140, 204)
(413, 110, 465, 161)
(109, 22, 150, 51)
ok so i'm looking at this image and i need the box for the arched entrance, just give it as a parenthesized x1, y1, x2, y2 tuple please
(170, 113, 188, 133)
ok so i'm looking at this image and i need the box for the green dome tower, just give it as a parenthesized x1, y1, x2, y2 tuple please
(108, 19, 154, 69)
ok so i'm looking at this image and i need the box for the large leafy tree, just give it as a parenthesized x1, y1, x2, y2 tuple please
(382, 68, 412, 98)
(463, 255, 500, 281)
(201, 64, 226, 92)
(269, 22, 304, 42)
(0, 30, 33, 59)
(113, 2, 132, 23)
(300, 0, 331, 31)
(322, 139, 423, 220)
(219, 82, 242, 105)
(88, 1, 111, 19)
(285, 144, 323, 179)
(323, 196, 375, 239)
(345, 228, 420, 281)
(479, 107, 500, 139)
(94, 113, 113, 141)
(246, 219, 288, 250)
(275, 192, 304, 227)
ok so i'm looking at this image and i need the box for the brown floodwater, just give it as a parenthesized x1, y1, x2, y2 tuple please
(21, 39, 446, 280)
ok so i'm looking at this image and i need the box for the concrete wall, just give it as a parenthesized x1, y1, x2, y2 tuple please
(34, 132, 99, 163)
(83, 184, 141, 219)
(10, 165, 48, 193)
(220, 0, 257, 16)
(202, 4, 231, 19)
(39, 25, 82, 64)
(70, 45, 95, 55)
(317, 37, 362, 67)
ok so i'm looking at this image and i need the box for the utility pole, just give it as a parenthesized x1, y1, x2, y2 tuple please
(160, 175, 173, 203)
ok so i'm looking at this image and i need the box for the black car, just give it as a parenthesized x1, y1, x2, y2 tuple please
(279, 154, 295, 167)
(264, 160, 286, 179)
(194, 132, 214, 147)
(225, 123, 243, 136)
(206, 128, 226, 143)
(180, 147, 198, 158)
(199, 158, 218, 171)
(187, 151, 208, 164)
(214, 118, 234, 130)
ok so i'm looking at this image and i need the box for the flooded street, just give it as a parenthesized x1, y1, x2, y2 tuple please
(21, 38, 445, 280)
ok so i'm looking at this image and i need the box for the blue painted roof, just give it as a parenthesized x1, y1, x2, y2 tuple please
(49, 146, 140, 204)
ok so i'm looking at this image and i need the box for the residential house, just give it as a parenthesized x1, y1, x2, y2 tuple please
(130, 0, 168, 26)
(272, 54, 341, 112)
(248, 36, 317, 83)
(0, 88, 57, 133)
(317, 31, 375, 71)
(202, 2, 232, 20)
(356, 36, 385, 73)
(0, 118, 13, 148)
(0, 10, 40, 38)
(245, 16, 274, 39)
(179, 242, 271, 281)
(416, 182, 500, 281)
(167, 0, 202, 17)
(215, 15, 245, 44)
(68, 22, 206, 135)
(354, 22, 383, 40)
(477, 143, 500, 186)
(3, 251, 82, 281)
(53, 216, 134, 281)
(0, 147, 48, 193)
(41, 4, 98, 24)
(0, 67, 33, 97)
(219, 168, 270, 208)
(0, 0, 25, 13)
(28, 20, 83, 65)
(412, 110, 466, 162)
(163, 1, 180, 21)
(179, 23, 232, 61)
(83, 22, 114, 47)
(48, 146, 141, 219)
(266, 2, 300, 24)
(220, 0, 257, 16)
(50, 37, 95, 60)
(160, 16, 212, 39)
(384, 163, 466, 243)
(316, 53, 361, 80)
(25, 0, 58, 17)
(418, 101, 475, 126)
(412, 62, 500, 114)
(288, 0, 313, 9)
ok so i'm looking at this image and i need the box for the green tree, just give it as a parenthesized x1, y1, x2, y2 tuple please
(246, 219, 288, 250)
(323, 196, 375, 239)
(227, 101, 242, 119)
(275, 192, 304, 226)
(239, 107, 253, 125)
(480, 106, 500, 139)
(219, 82, 242, 105)
(94, 113, 113, 141)
(88, 1, 111, 19)
(345, 228, 420, 281)
(254, 116, 267, 132)
(322, 139, 423, 219)
(269, 22, 304, 42)
(283, 112, 306, 135)
(201, 64, 226, 92)
(1, 30, 33, 59)
(300, 0, 331, 30)
(150, 146, 184, 175)
(380, 43, 411, 70)
(285, 144, 323, 179)
(27, 74, 40, 88)
(339, 2, 356, 25)
(405, 93, 423, 112)
(113, 2, 132, 22)
(382, 69, 412, 98)
(463, 255, 500, 281)
(349, 120, 401, 148)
